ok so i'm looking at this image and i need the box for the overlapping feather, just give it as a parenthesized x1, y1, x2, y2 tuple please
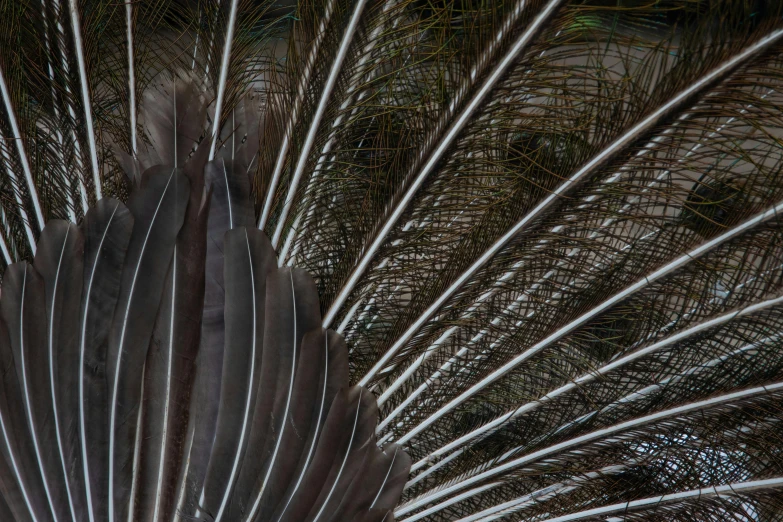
(1, 0, 783, 520)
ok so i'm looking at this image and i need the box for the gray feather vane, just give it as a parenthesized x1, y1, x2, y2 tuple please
(1, 0, 783, 521)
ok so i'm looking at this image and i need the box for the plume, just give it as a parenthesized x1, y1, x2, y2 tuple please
(0, 0, 783, 520)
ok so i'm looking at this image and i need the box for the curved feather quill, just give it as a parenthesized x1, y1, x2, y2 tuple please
(78, 199, 134, 522)
(199, 227, 275, 521)
(136, 141, 210, 521)
(236, 267, 321, 520)
(0, 311, 51, 521)
(106, 167, 190, 521)
(272, 329, 349, 521)
(174, 158, 256, 518)
(33, 221, 86, 521)
(1, 263, 68, 520)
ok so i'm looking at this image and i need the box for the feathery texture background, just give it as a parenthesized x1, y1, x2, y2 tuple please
(1, 0, 783, 520)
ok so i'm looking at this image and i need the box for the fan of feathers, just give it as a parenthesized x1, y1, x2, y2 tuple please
(1, 0, 783, 520)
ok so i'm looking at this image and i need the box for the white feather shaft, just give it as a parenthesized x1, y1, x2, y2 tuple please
(405, 446, 463, 490)
(174, 427, 195, 521)
(208, 0, 240, 161)
(537, 477, 783, 522)
(48, 227, 79, 520)
(357, 30, 783, 386)
(151, 95, 178, 519)
(0, 408, 38, 520)
(271, 0, 372, 247)
(0, 127, 36, 252)
(451, 465, 632, 522)
(109, 172, 176, 522)
(18, 270, 60, 520)
(0, 65, 45, 239)
(370, 448, 400, 510)
(52, 0, 89, 213)
(79, 201, 120, 522)
(394, 199, 783, 445)
(311, 390, 364, 522)
(0, 229, 10, 264)
(67, 0, 102, 199)
(279, 0, 410, 261)
(0, 272, 43, 519)
(244, 272, 299, 521)
(39, 0, 77, 222)
(323, 0, 562, 327)
(213, 230, 257, 522)
(258, 0, 337, 230)
(274, 335, 330, 521)
(126, 0, 137, 156)
(152, 248, 176, 522)
(128, 366, 145, 522)
(412, 295, 783, 471)
(397, 382, 783, 516)
(223, 160, 234, 228)
(397, 483, 502, 522)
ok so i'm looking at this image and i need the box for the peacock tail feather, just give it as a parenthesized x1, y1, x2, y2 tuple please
(0, 0, 782, 520)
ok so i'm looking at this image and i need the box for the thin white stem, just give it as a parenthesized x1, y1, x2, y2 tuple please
(257, 0, 338, 230)
(51, 0, 89, 213)
(201, 1, 223, 81)
(40, 0, 77, 222)
(174, 427, 195, 521)
(0, 403, 38, 520)
(213, 230, 257, 522)
(277, 0, 406, 257)
(128, 366, 145, 522)
(126, 0, 137, 156)
(274, 335, 331, 521)
(311, 390, 364, 522)
(396, 382, 783, 517)
(18, 270, 60, 520)
(80, 201, 120, 522)
(447, 464, 632, 522)
(152, 248, 176, 522)
(394, 200, 783, 445)
(536, 477, 783, 522)
(0, 228, 10, 264)
(411, 295, 783, 472)
(323, 0, 563, 327)
(0, 127, 36, 253)
(68, 0, 102, 199)
(370, 447, 400, 509)
(282, 109, 381, 267)
(244, 273, 299, 521)
(357, 30, 783, 387)
(0, 65, 45, 237)
(270, 0, 373, 247)
(209, 0, 240, 161)
(397, 483, 502, 522)
(405, 446, 462, 489)
(49, 228, 78, 520)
